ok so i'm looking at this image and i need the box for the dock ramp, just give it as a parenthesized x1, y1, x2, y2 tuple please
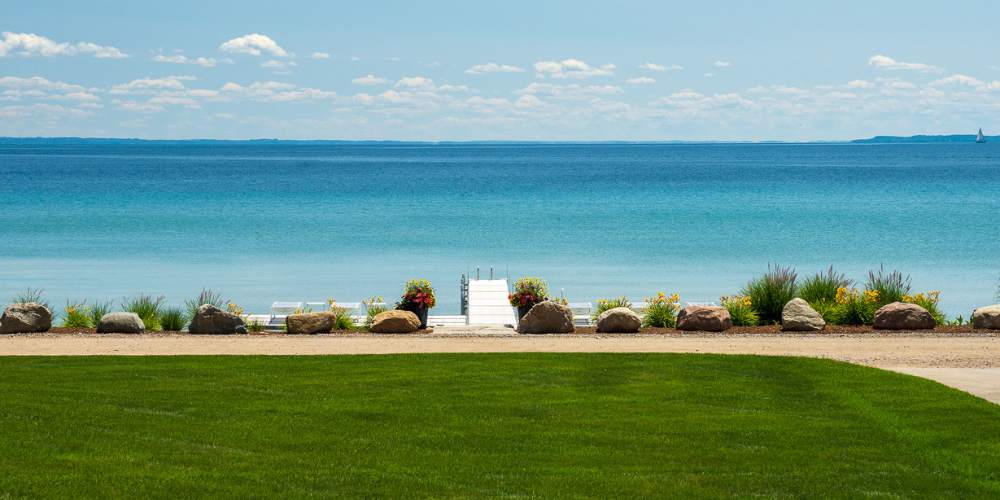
(466, 279, 516, 326)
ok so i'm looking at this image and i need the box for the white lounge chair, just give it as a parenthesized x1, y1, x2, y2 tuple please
(569, 302, 592, 326)
(270, 301, 303, 325)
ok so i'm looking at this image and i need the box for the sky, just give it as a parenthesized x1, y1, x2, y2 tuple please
(1, 0, 999, 141)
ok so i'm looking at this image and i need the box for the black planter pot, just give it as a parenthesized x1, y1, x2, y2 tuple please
(517, 304, 534, 321)
(401, 303, 429, 329)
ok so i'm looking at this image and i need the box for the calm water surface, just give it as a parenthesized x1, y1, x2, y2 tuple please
(1, 142, 998, 316)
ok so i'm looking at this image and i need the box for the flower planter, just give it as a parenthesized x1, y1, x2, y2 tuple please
(517, 304, 534, 322)
(401, 303, 429, 329)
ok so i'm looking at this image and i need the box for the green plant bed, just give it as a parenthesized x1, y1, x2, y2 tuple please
(1, 354, 998, 498)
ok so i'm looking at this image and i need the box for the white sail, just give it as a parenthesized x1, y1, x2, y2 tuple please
(977, 128, 986, 143)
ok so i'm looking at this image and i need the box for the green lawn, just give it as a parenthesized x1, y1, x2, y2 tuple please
(1, 354, 998, 498)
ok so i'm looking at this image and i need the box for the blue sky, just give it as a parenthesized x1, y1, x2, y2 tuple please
(2, 0, 998, 140)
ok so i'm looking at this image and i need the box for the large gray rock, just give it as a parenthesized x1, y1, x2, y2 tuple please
(676, 306, 732, 332)
(96, 312, 144, 334)
(596, 307, 641, 333)
(972, 304, 1000, 329)
(286, 312, 335, 334)
(873, 302, 935, 330)
(0, 302, 52, 333)
(370, 310, 420, 333)
(516, 301, 574, 334)
(781, 298, 825, 332)
(188, 304, 247, 334)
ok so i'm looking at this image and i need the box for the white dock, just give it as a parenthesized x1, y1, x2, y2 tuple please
(466, 279, 516, 326)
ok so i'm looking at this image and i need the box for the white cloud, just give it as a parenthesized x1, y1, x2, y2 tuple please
(637, 62, 682, 72)
(930, 74, 985, 88)
(0, 102, 92, 119)
(868, 54, 941, 72)
(0, 31, 128, 58)
(847, 79, 874, 89)
(111, 76, 194, 94)
(310, 52, 331, 59)
(153, 53, 231, 67)
(0, 76, 84, 92)
(395, 76, 435, 89)
(219, 80, 335, 102)
(515, 94, 545, 109)
(517, 82, 623, 98)
(437, 84, 469, 93)
(352, 75, 389, 86)
(261, 59, 298, 70)
(533, 59, 615, 79)
(713, 61, 732, 68)
(219, 33, 288, 57)
(626, 77, 655, 85)
(465, 63, 526, 74)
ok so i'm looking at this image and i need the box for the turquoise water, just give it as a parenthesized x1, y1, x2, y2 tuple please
(1, 142, 998, 317)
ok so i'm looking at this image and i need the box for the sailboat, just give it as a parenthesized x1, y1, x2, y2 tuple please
(976, 128, 986, 143)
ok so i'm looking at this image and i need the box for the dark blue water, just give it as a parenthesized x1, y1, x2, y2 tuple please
(1, 142, 998, 316)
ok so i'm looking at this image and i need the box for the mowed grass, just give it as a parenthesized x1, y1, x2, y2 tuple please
(1, 354, 999, 498)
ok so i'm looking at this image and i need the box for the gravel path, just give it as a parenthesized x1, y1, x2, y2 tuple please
(3, 330, 999, 403)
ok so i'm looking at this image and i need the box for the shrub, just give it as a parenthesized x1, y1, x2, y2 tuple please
(327, 299, 356, 330)
(159, 307, 188, 331)
(226, 302, 244, 317)
(903, 291, 946, 325)
(363, 296, 388, 328)
(399, 279, 436, 309)
(799, 266, 853, 304)
(185, 288, 227, 320)
(865, 265, 911, 306)
(591, 296, 632, 323)
(831, 287, 879, 325)
(123, 294, 164, 331)
(62, 300, 94, 328)
(741, 265, 797, 324)
(89, 301, 112, 327)
(642, 292, 680, 328)
(720, 295, 759, 326)
(246, 318, 267, 333)
(509, 277, 549, 307)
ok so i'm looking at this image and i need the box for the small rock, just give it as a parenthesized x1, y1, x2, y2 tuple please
(596, 307, 641, 333)
(873, 302, 935, 330)
(286, 312, 336, 334)
(781, 298, 825, 332)
(676, 306, 732, 332)
(516, 301, 574, 334)
(188, 304, 247, 334)
(96, 312, 144, 334)
(0, 302, 52, 334)
(370, 310, 421, 333)
(972, 304, 1000, 329)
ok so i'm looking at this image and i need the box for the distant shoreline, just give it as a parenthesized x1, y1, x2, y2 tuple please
(0, 135, 992, 146)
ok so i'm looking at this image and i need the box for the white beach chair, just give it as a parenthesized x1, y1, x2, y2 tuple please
(569, 302, 592, 326)
(270, 301, 303, 325)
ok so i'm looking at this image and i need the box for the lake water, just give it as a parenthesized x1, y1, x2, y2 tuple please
(1, 141, 998, 317)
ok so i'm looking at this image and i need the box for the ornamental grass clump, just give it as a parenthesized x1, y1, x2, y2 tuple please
(799, 266, 853, 304)
(12, 287, 48, 310)
(642, 292, 680, 328)
(902, 291, 946, 325)
(327, 298, 356, 330)
(509, 277, 549, 308)
(159, 307, 188, 331)
(62, 300, 94, 328)
(741, 264, 797, 324)
(865, 265, 911, 306)
(89, 301, 112, 327)
(123, 294, 165, 331)
(720, 295, 759, 326)
(185, 288, 227, 320)
(591, 296, 632, 323)
(362, 296, 388, 328)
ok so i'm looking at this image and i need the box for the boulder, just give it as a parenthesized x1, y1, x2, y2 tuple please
(972, 304, 1000, 329)
(873, 302, 935, 330)
(370, 310, 420, 333)
(96, 312, 144, 334)
(676, 306, 732, 332)
(781, 298, 825, 332)
(188, 304, 247, 334)
(596, 307, 641, 333)
(0, 302, 52, 333)
(516, 301, 574, 334)
(286, 312, 336, 334)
